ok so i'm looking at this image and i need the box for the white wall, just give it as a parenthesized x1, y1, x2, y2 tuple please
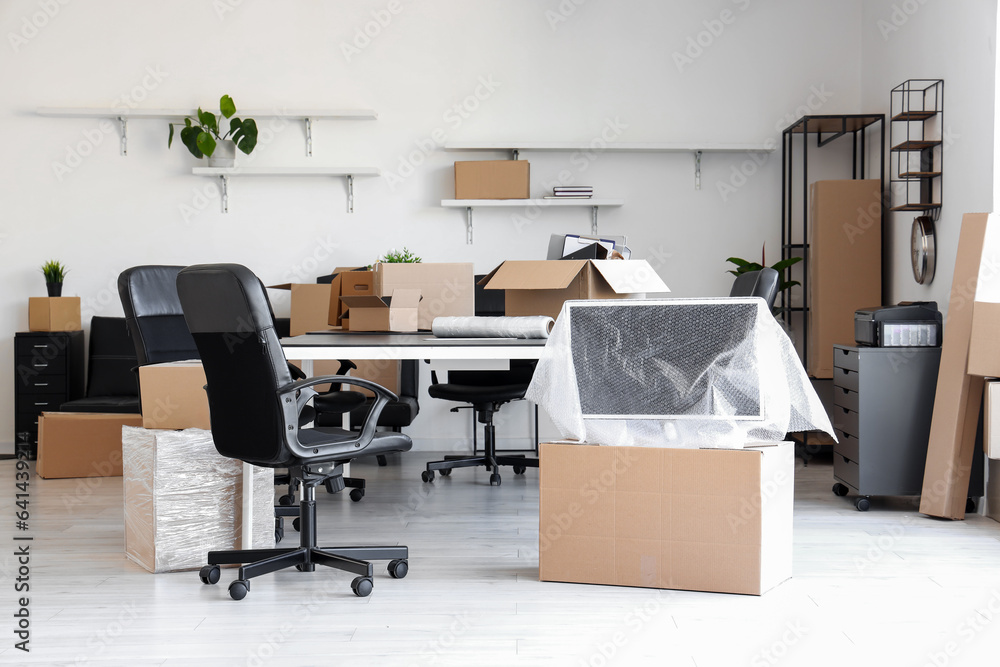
(0, 0, 865, 452)
(860, 0, 997, 311)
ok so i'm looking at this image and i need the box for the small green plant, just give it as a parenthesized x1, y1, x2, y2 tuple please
(377, 248, 422, 264)
(727, 245, 802, 315)
(168, 94, 258, 159)
(40, 260, 68, 283)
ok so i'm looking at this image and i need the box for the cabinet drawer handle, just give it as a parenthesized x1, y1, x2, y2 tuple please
(34, 383, 49, 387)
(32, 344, 48, 348)
(34, 402, 49, 406)
(33, 363, 49, 368)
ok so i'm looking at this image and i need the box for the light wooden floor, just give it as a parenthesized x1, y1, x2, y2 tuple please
(3, 451, 1000, 666)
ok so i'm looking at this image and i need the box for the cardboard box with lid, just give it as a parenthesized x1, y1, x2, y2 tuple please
(454, 160, 529, 200)
(29, 297, 81, 332)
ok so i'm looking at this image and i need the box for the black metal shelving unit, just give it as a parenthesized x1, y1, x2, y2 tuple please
(780, 114, 885, 456)
(889, 79, 943, 217)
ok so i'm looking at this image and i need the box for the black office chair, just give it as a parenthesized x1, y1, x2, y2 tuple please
(59, 316, 140, 413)
(421, 275, 538, 486)
(729, 268, 780, 311)
(176, 263, 411, 601)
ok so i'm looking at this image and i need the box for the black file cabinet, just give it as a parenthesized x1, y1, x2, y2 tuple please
(831, 344, 983, 511)
(13, 331, 85, 458)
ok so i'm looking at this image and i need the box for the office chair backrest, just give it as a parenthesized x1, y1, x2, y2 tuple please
(729, 268, 780, 311)
(176, 264, 295, 466)
(118, 265, 200, 365)
(86, 316, 139, 397)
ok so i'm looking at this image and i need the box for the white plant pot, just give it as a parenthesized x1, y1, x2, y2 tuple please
(208, 140, 236, 168)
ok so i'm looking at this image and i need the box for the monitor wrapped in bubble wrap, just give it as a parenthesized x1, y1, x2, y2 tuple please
(526, 298, 835, 449)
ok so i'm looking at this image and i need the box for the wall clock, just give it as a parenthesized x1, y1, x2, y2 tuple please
(911, 215, 936, 285)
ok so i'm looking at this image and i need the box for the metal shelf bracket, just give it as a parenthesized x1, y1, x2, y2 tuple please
(220, 175, 230, 214)
(305, 117, 313, 157)
(118, 116, 128, 156)
(591, 206, 599, 235)
(694, 150, 702, 190)
(347, 174, 354, 213)
(466, 207, 474, 244)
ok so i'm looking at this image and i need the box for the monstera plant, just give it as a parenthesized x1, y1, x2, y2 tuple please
(168, 94, 258, 161)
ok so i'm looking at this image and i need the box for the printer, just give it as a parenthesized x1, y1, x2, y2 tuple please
(854, 302, 942, 347)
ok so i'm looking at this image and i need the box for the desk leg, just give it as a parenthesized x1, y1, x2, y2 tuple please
(242, 462, 253, 549)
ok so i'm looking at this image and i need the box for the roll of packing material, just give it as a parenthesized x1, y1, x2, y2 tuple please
(432, 316, 554, 339)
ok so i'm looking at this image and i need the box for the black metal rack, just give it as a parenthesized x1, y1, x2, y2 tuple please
(780, 114, 886, 372)
(889, 79, 943, 217)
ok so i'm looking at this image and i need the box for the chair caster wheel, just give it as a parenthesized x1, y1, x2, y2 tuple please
(377, 455, 388, 467)
(278, 494, 294, 506)
(967, 498, 977, 513)
(292, 517, 301, 532)
(855, 496, 871, 512)
(832, 483, 849, 497)
(421, 471, 434, 483)
(513, 465, 526, 475)
(388, 559, 408, 579)
(275, 527, 284, 543)
(439, 468, 451, 477)
(349, 488, 365, 502)
(199, 565, 220, 585)
(229, 579, 249, 600)
(352, 576, 373, 597)
(490, 473, 501, 486)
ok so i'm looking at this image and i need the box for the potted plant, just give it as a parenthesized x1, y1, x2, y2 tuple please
(168, 94, 258, 167)
(41, 260, 68, 297)
(376, 247, 422, 264)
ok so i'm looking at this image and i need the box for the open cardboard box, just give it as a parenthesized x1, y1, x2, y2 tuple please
(373, 262, 474, 330)
(321, 267, 374, 327)
(539, 441, 793, 596)
(267, 283, 336, 336)
(341, 289, 421, 332)
(480, 259, 670, 321)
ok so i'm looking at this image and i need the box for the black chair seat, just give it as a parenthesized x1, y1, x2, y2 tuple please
(59, 396, 140, 413)
(428, 383, 527, 405)
(299, 427, 412, 459)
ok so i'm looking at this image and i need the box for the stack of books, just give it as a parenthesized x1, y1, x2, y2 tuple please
(545, 186, 593, 199)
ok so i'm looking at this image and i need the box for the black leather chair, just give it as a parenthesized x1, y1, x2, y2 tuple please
(730, 268, 780, 311)
(421, 275, 538, 486)
(59, 316, 140, 413)
(176, 263, 411, 601)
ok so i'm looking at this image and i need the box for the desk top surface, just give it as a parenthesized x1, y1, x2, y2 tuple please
(281, 332, 547, 349)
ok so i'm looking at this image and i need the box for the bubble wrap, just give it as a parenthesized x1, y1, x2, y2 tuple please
(526, 298, 835, 449)
(122, 426, 275, 573)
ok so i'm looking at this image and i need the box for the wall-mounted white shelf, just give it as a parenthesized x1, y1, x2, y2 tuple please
(37, 107, 377, 156)
(444, 141, 775, 190)
(193, 167, 381, 214)
(441, 198, 624, 244)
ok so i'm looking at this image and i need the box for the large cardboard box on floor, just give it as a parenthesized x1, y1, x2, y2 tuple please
(373, 262, 475, 330)
(122, 426, 274, 573)
(268, 283, 336, 336)
(340, 289, 421, 332)
(480, 260, 670, 321)
(454, 160, 530, 199)
(539, 442, 793, 596)
(807, 180, 882, 379)
(28, 296, 81, 332)
(37, 412, 144, 479)
(138, 361, 211, 430)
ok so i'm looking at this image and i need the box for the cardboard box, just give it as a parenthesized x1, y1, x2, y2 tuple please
(539, 442, 793, 596)
(37, 412, 144, 479)
(986, 380, 1000, 460)
(138, 361, 211, 430)
(268, 283, 335, 336)
(341, 289, 421, 332)
(480, 259, 670, 321)
(455, 160, 530, 199)
(324, 267, 374, 326)
(122, 426, 274, 573)
(373, 263, 475, 330)
(351, 358, 400, 397)
(921, 212, 992, 520)
(807, 180, 882, 378)
(28, 296, 81, 332)
(969, 302, 1000, 377)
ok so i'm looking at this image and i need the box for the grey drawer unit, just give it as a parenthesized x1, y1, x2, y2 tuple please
(13, 330, 85, 457)
(831, 344, 949, 510)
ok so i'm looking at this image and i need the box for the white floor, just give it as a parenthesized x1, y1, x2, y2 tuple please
(2, 450, 1000, 666)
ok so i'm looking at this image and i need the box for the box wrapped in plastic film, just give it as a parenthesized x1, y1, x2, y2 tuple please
(526, 298, 836, 449)
(123, 426, 274, 573)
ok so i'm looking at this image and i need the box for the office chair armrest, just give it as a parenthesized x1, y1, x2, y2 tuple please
(281, 375, 399, 403)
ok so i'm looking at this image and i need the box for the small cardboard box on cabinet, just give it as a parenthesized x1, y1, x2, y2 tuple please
(538, 441, 793, 596)
(37, 412, 144, 479)
(28, 297, 81, 332)
(122, 426, 274, 573)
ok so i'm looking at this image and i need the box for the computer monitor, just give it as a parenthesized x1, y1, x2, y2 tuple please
(565, 299, 762, 420)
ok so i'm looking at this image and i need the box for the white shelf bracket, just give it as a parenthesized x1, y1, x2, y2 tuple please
(117, 117, 128, 156)
(220, 175, 230, 214)
(694, 150, 702, 190)
(466, 207, 474, 244)
(304, 117, 313, 157)
(591, 206, 599, 235)
(347, 174, 355, 213)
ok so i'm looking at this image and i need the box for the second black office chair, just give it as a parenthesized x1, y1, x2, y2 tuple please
(729, 267, 780, 310)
